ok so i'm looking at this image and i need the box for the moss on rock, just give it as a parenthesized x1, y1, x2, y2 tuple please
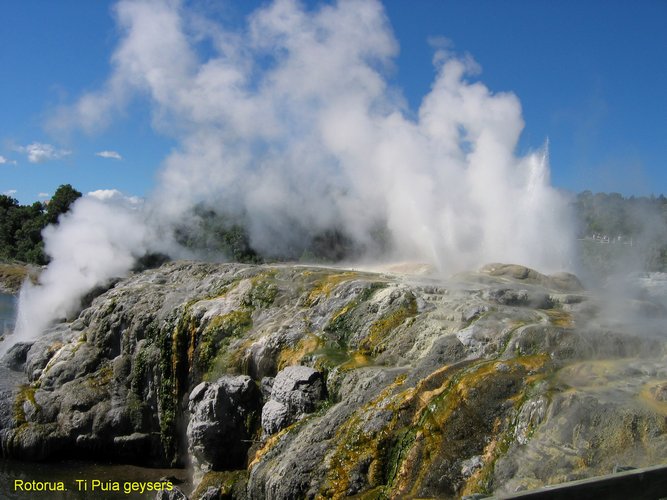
(359, 293, 417, 356)
(191, 470, 249, 499)
(305, 272, 359, 307)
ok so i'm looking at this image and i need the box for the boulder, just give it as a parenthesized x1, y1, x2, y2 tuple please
(187, 376, 261, 481)
(261, 365, 325, 435)
(260, 400, 290, 435)
(1, 342, 33, 371)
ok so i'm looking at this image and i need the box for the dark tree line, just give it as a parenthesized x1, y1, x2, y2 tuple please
(4, 186, 667, 271)
(174, 207, 261, 264)
(178, 192, 667, 270)
(173, 205, 381, 264)
(574, 191, 667, 272)
(0, 184, 81, 264)
(574, 191, 667, 238)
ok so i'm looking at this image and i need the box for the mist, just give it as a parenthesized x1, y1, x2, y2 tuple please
(7, 0, 577, 350)
(574, 194, 667, 335)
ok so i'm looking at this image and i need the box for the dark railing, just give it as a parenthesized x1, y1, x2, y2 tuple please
(496, 464, 667, 500)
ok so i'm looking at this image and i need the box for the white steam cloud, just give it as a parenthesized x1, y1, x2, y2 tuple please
(7, 0, 575, 351)
(11, 193, 153, 349)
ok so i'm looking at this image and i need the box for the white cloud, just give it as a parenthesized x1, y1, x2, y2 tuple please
(38, 192, 50, 198)
(87, 189, 142, 206)
(18, 142, 71, 163)
(3, 189, 18, 196)
(0, 155, 17, 165)
(96, 150, 123, 160)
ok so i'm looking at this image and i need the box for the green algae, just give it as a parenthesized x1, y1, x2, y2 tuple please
(197, 309, 253, 372)
(305, 272, 359, 307)
(314, 354, 553, 499)
(318, 373, 410, 498)
(86, 362, 114, 388)
(359, 294, 417, 356)
(542, 308, 574, 328)
(198, 309, 254, 379)
(242, 272, 279, 308)
(191, 470, 249, 498)
(277, 333, 323, 370)
(13, 384, 38, 426)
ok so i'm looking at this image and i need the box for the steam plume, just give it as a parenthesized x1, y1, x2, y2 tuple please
(8, 0, 575, 350)
(8, 192, 153, 350)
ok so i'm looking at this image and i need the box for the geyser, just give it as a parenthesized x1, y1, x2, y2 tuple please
(8, 191, 154, 351)
(7, 0, 574, 351)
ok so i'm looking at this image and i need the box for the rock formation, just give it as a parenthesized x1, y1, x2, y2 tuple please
(1, 260, 666, 498)
(188, 375, 260, 482)
(261, 365, 326, 436)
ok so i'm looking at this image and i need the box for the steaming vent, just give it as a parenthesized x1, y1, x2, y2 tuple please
(3, 0, 575, 352)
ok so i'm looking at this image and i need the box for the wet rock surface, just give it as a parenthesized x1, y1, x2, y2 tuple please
(0, 260, 666, 498)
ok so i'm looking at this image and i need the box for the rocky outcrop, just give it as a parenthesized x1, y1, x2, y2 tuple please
(187, 376, 260, 481)
(1, 260, 666, 499)
(261, 365, 325, 435)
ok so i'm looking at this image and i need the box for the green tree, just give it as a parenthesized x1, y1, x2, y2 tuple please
(0, 195, 20, 258)
(14, 203, 47, 264)
(0, 185, 81, 264)
(45, 184, 82, 225)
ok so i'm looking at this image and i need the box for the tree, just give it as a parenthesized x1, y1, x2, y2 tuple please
(0, 195, 19, 211)
(45, 184, 82, 225)
(0, 185, 80, 264)
(14, 204, 47, 264)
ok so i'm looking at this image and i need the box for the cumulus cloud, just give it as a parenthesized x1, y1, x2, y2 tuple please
(87, 188, 141, 205)
(18, 142, 71, 163)
(0, 155, 17, 165)
(96, 150, 123, 160)
(8, 0, 576, 350)
(3, 189, 18, 196)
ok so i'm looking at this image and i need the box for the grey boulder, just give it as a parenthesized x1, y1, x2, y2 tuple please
(187, 375, 260, 481)
(261, 365, 325, 435)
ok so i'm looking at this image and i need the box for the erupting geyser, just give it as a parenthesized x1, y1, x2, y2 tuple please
(5, 0, 574, 352)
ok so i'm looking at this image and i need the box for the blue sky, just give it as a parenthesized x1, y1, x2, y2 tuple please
(1, 0, 666, 204)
